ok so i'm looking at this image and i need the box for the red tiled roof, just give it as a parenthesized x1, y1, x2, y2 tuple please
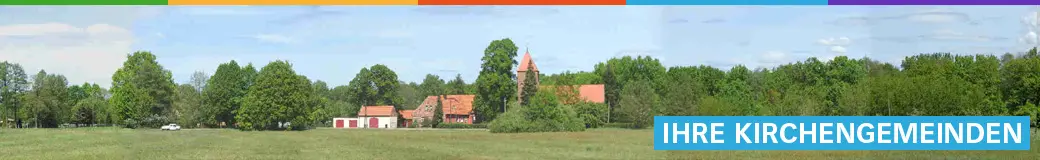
(400, 110, 414, 119)
(358, 106, 396, 117)
(441, 95, 475, 115)
(578, 84, 606, 103)
(518, 51, 538, 72)
(414, 95, 476, 118)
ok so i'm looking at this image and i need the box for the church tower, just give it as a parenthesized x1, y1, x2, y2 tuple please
(517, 50, 539, 101)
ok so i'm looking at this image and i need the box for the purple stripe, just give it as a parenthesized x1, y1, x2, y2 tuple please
(830, 0, 1040, 5)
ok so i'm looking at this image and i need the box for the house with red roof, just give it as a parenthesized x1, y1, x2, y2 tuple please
(399, 109, 414, 128)
(332, 105, 400, 129)
(412, 95, 477, 125)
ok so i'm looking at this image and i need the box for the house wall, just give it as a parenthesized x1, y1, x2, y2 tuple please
(359, 116, 399, 129)
(333, 118, 358, 128)
(333, 117, 398, 128)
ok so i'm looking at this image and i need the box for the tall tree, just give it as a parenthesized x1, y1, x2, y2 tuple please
(619, 80, 656, 129)
(594, 56, 665, 122)
(347, 68, 375, 107)
(236, 61, 317, 131)
(519, 61, 539, 106)
(368, 64, 402, 108)
(446, 74, 467, 95)
(190, 71, 209, 93)
(0, 62, 29, 128)
(419, 74, 445, 97)
(172, 84, 202, 127)
(202, 61, 250, 126)
(473, 38, 519, 122)
(312, 80, 330, 98)
(24, 70, 70, 128)
(109, 51, 176, 127)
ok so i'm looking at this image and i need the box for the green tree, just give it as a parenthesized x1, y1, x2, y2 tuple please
(368, 64, 402, 107)
(474, 38, 519, 122)
(446, 74, 467, 95)
(22, 70, 70, 128)
(594, 56, 666, 122)
(433, 95, 443, 127)
(347, 68, 375, 107)
(0, 62, 29, 128)
(419, 74, 445, 97)
(618, 81, 656, 129)
(202, 60, 251, 127)
(519, 61, 539, 106)
(236, 61, 317, 131)
(172, 84, 202, 128)
(109, 51, 176, 127)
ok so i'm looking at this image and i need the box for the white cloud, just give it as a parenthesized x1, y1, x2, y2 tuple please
(1022, 31, 1038, 45)
(252, 34, 297, 44)
(1023, 11, 1038, 30)
(906, 8, 970, 24)
(0, 23, 82, 36)
(830, 46, 848, 54)
(0, 23, 132, 88)
(817, 37, 851, 46)
(155, 32, 165, 38)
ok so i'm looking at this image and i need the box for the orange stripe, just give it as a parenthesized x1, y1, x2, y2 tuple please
(168, 0, 417, 5)
(418, 0, 625, 5)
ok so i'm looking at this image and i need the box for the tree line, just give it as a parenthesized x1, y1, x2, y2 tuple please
(568, 48, 1040, 128)
(2, 40, 1038, 131)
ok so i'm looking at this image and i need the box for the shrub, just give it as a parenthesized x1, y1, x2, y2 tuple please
(572, 102, 607, 128)
(488, 108, 532, 133)
(139, 114, 171, 128)
(489, 91, 585, 133)
(122, 118, 139, 129)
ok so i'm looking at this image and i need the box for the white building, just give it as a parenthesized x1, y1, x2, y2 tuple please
(333, 106, 399, 129)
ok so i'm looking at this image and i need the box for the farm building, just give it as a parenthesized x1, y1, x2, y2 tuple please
(399, 110, 414, 128)
(413, 95, 477, 125)
(333, 106, 400, 129)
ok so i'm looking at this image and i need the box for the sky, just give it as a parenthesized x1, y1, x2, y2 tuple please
(0, 6, 1037, 88)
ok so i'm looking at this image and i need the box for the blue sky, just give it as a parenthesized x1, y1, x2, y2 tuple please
(0, 6, 1037, 88)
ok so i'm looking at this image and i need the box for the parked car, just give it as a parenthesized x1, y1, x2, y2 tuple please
(161, 124, 181, 131)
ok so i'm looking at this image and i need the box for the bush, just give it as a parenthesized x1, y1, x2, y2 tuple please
(572, 103, 607, 128)
(122, 118, 139, 129)
(140, 114, 172, 128)
(489, 91, 585, 133)
(437, 123, 487, 129)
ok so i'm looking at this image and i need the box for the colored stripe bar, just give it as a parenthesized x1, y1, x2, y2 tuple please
(418, 0, 624, 5)
(0, 0, 165, 5)
(627, 0, 826, 5)
(829, 0, 1040, 5)
(168, 0, 416, 5)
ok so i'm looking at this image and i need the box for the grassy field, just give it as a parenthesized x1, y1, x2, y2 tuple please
(0, 128, 1037, 160)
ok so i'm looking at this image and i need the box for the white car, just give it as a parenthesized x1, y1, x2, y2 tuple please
(161, 124, 181, 131)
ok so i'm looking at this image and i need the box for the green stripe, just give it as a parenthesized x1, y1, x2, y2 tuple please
(0, 0, 166, 5)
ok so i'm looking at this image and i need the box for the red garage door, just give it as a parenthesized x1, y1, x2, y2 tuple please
(349, 120, 357, 128)
(369, 118, 379, 128)
(335, 120, 344, 128)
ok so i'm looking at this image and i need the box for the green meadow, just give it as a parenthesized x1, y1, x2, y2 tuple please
(0, 128, 1036, 160)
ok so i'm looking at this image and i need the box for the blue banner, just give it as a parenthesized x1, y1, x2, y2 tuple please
(654, 116, 1031, 150)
